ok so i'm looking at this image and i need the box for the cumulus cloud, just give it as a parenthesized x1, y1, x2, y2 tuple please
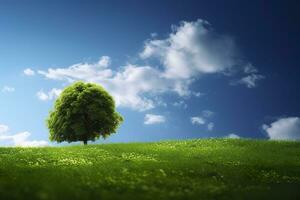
(24, 68, 35, 76)
(38, 19, 261, 111)
(0, 124, 48, 147)
(262, 117, 300, 140)
(104, 64, 176, 110)
(140, 19, 239, 79)
(226, 133, 240, 139)
(37, 88, 62, 101)
(38, 58, 189, 110)
(1, 86, 15, 93)
(191, 117, 206, 125)
(140, 19, 264, 89)
(144, 114, 166, 125)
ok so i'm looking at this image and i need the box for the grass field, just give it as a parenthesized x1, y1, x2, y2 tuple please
(0, 139, 300, 200)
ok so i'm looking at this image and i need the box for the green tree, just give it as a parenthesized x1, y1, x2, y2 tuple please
(47, 81, 123, 145)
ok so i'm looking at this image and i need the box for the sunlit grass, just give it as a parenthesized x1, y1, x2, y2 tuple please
(0, 139, 299, 200)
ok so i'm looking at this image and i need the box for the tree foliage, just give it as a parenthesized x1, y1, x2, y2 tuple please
(47, 81, 123, 145)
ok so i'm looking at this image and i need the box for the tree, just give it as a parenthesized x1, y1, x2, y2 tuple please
(47, 81, 123, 145)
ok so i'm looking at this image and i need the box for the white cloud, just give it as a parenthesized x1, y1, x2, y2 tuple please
(38, 19, 261, 110)
(229, 63, 264, 88)
(37, 88, 62, 101)
(2, 86, 15, 93)
(236, 74, 264, 88)
(207, 122, 214, 131)
(226, 133, 240, 139)
(38, 56, 113, 82)
(24, 68, 35, 76)
(37, 91, 49, 101)
(38, 59, 189, 111)
(144, 114, 166, 125)
(262, 117, 300, 140)
(191, 117, 206, 125)
(140, 19, 239, 79)
(104, 65, 174, 111)
(0, 124, 48, 147)
(140, 19, 264, 89)
(97, 56, 111, 68)
(191, 110, 215, 128)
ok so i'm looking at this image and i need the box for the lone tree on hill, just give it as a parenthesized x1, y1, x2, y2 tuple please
(47, 81, 123, 145)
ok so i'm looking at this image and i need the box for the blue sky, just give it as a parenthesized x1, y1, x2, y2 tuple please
(0, 0, 300, 146)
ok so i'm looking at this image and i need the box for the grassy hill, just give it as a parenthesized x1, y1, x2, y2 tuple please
(0, 139, 300, 200)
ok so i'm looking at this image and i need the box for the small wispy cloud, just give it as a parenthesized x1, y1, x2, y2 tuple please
(191, 110, 215, 131)
(237, 74, 265, 88)
(1, 86, 15, 93)
(191, 117, 206, 125)
(243, 63, 258, 74)
(193, 92, 203, 97)
(150, 32, 158, 38)
(230, 64, 264, 88)
(202, 110, 214, 118)
(37, 88, 62, 101)
(173, 100, 187, 109)
(23, 68, 35, 76)
(144, 114, 166, 125)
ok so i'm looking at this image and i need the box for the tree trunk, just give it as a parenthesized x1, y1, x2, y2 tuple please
(83, 140, 88, 145)
(83, 114, 90, 146)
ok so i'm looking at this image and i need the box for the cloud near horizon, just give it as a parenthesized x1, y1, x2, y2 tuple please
(0, 124, 48, 147)
(226, 133, 240, 139)
(263, 117, 300, 140)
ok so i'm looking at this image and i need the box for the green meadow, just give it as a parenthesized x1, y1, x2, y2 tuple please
(0, 139, 300, 200)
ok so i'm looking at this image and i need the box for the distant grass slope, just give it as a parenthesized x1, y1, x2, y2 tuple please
(0, 139, 300, 200)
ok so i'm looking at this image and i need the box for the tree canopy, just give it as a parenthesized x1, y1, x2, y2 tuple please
(47, 81, 123, 145)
